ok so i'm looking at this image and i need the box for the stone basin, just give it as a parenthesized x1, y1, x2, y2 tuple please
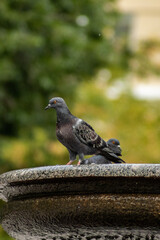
(0, 164, 160, 240)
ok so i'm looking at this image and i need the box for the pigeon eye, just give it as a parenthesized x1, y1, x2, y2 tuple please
(112, 141, 115, 144)
(53, 100, 57, 104)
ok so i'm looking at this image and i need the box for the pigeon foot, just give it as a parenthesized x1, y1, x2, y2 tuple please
(77, 161, 81, 166)
(66, 160, 74, 165)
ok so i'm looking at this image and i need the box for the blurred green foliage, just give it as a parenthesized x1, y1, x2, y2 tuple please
(0, 0, 131, 170)
(0, 0, 130, 136)
(0, 0, 159, 239)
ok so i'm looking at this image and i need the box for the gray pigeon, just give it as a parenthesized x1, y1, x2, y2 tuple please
(80, 138, 122, 165)
(45, 97, 125, 165)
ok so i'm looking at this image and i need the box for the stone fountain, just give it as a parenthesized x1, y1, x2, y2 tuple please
(0, 164, 160, 239)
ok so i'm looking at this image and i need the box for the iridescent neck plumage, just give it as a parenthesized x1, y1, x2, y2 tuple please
(55, 106, 73, 123)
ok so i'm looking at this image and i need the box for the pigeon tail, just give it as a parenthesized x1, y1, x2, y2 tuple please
(101, 146, 125, 163)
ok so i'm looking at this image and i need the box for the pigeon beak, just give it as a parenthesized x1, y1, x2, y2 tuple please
(45, 103, 51, 110)
(117, 145, 121, 149)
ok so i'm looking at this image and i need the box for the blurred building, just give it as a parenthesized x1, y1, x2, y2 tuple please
(117, 0, 160, 100)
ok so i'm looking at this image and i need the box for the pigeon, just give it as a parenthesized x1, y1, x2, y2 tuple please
(80, 138, 122, 165)
(45, 97, 125, 165)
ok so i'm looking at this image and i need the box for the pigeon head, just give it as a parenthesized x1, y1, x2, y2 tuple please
(107, 138, 122, 156)
(45, 97, 71, 116)
(45, 97, 67, 110)
(107, 138, 120, 146)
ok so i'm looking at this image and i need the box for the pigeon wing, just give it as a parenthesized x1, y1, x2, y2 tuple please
(73, 119, 107, 149)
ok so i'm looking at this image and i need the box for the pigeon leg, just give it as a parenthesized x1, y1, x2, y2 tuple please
(77, 153, 84, 165)
(66, 150, 77, 165)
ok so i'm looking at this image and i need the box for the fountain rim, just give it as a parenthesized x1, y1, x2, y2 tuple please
(0, 164, 159, 186)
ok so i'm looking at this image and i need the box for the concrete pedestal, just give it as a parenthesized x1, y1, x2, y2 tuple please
(0, 164, 160, 239)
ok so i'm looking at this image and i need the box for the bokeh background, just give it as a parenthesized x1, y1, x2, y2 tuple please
(0, 0, 160, 239)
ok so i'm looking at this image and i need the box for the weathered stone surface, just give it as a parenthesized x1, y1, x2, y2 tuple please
(0, 164, 160, 202)
(0, 164, 160, 185)
(0, 164, 160, 239)
(1, 195, 160, 239)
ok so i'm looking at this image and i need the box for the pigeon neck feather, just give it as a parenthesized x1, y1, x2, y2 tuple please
(55, 107, 73, 123)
